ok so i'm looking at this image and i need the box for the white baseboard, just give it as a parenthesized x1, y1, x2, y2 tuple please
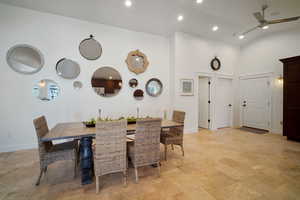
(0, 143, 36, 153)
(184, 127, 198, 134)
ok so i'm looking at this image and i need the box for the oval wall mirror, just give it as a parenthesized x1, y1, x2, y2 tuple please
(146, 78, 163, 97)
(91, 67, 122, 97)
(125, 50, 149, 74)
(73, 81, 83, 90)
(129, 78, 138, 88)
(133, 89, 144, 100)
(79, 35, 102, 60)
(33, 79, 60, 101)
(56, 58, 80, 79)
(6, 44, 44, 74)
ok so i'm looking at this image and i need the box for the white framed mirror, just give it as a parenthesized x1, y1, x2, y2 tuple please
(6, 44, 44, 74)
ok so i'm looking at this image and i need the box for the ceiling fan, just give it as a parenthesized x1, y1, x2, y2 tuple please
(237, 5, 300, 38)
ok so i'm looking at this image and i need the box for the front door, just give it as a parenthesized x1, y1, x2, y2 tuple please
(241, 77, 270, 130)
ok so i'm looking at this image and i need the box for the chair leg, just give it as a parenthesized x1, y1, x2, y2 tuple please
(171, 144, 174, 150)
(123, 171, 127, 186)
(134, 167, 138, 183)
(157, 162, 160, 178)
(96, 176, 100, 193)
(35, 168, 45, 186)
(180, 145, 185, 157)
(74, 158, 77, 178)
(164, 145, 168, 161)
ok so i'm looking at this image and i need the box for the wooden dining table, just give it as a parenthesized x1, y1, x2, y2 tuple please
(41, 120, 183, 142)
(41, 120, 183, 185)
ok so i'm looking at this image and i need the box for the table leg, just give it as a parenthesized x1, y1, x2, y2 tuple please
(80, 137, 93, 185)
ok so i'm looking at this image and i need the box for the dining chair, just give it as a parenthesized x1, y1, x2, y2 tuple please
(94, 120, 127, 193)
(160, 111, 185, 160)
(33, 116, 78, 186)
(128, 118, 162, 183)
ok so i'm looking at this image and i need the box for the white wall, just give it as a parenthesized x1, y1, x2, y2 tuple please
(0, 4, 171, 152)
(171, 32, 240, 133)
(239, 27, 300, 134)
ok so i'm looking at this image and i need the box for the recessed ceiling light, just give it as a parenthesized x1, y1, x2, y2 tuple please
(177, 15, 184, 22)
(212, 26, 219, 31)
(262, 25, 269, 30)
(124, 0, 132, 7)
(109, 76, 113, 80)
(196, 0, 203, 4)
(239, 35, 245, 40)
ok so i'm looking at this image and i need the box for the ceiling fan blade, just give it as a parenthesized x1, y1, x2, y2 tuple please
(241, 25, 260, 35)
(267, 16, 300, 24)
(253, 12, 265, 23)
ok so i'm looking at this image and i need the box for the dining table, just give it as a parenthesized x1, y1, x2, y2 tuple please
(41, 120, 183, 185)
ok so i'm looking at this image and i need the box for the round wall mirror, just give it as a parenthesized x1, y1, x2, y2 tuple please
(79, 35, 102, 60)
(125, 50, 149, 74)
(129, 78, 138, 88)
(91, 67, 122, 97)
(146, 78, 163, 97)
(33, 79, 60, 101)
(134, 89, 144, 100)
(6, 44, 44, 74)
(56, 58, 80, 79)
(73, 81, 83, 90)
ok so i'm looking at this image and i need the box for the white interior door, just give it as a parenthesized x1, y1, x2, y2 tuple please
(198, 77, 209, 129)
(241, 77, 270, 130)
(216, 78, 233, 128)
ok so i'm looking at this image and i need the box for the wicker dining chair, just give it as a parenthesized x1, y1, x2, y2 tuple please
(128, 118, 162, 183)
(160, 111, 185, 161)
(94, 120, 127, 193)
(33, 116, 78, 186)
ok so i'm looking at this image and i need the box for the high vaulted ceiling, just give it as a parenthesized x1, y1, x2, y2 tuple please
(0, 0, 299, 44)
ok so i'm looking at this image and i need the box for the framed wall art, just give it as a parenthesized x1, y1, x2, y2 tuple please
(180, 79, 194, 96)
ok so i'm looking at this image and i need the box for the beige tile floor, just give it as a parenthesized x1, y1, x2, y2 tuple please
(1, 128, 300, 200)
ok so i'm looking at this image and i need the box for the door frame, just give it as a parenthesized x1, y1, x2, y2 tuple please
(196, 72, 234, 130)
(239, 72, 273, 131)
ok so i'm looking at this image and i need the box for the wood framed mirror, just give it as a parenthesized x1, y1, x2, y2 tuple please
(125, 50, 149, 75)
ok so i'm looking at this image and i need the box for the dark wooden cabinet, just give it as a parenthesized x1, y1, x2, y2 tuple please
(280, 56, 300, 141)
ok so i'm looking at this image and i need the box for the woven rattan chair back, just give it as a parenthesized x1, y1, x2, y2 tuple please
(133, 118, 162, 167)
(94, 120, 127, 192)
(33, 116, 53, 167)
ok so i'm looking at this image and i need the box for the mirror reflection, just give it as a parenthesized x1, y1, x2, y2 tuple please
(73, 81, 83, 90)
(56, 58, 80, 79)
(130, 55, 144, 69)
(79, 35, 102, 60)
(33, 79, 60, 101)
(129, 78, 138, 88)
(91, 67, 122, 97)
(6, 44, 44, 74)
(146, 78, 163, 97)
(134, 89, 144, 100)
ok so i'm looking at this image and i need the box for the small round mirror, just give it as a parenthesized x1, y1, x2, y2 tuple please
(6, 44, 44, 74)
(73, 81, 83, 90)
(91, 67, 122, 97)
(146, 78, 163, 97)
(129, 78, 138, 88)
(134, 89, 144, 100)
(33, 79, 60, 101)
(56, 58, 80, 79)
(79, 35, 102, 60)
